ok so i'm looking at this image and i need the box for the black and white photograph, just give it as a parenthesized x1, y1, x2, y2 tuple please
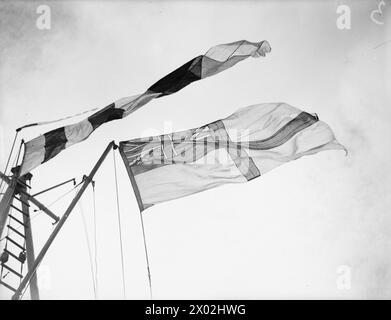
(0, 0, 390, 307)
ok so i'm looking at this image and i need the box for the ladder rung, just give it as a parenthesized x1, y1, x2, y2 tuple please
(0, 279, 17, 293)
(9, 215, 27, 228)
(1, 263, 23, 278)
(5, 237, 25, 251)
(13, 196, 30, 207)
(10, 204, 29, 218)
(3, 249, 24, 263)
(16, 177, 31, 189)
(7, 225, 25, 239)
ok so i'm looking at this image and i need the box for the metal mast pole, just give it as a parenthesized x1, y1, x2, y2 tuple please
(18, 172, 40, 300)
(0, 174, 17, 238)
(12, 141, 115, 300)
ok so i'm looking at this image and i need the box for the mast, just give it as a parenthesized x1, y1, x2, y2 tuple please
(0, 168, 40, 299)
(11, 141, 116, 300)
(18, 171, 39, 300)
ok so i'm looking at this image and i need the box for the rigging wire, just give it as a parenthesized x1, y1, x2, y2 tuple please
(75, 183, 97, 299)
(39, 180, 83, 209)
(92, 180, 98, 298)
(139, 211, 153, 300)
(0, 180, 82, 243)
(0, 138, 23, 198)
(112, 149, 126, 299)
(113, 148, 153, 299)
(14, 139, 24, 168)
(16, 107, 99, 131)
(31, 179, 84, 217)
(0, 131, 18, 193)
(18, 179, 94, 300)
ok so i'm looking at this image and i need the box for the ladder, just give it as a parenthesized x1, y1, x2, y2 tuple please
(0, 142, 113, 300)
(0, 170, 40, 299)
(0, 196, 28, 293)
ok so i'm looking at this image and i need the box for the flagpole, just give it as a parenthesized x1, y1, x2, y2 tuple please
(11, 141, 116, 300)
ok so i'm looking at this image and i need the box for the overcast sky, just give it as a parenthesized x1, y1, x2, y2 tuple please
(0, 0, 390, 299)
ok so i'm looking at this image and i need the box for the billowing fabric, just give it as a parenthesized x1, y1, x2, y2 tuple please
(20, 40, 271, 175)
(119, 102, 346, 211)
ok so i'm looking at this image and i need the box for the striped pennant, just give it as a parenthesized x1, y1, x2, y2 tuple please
(20, 40, 271, 175)
(119, 102, 346, 211)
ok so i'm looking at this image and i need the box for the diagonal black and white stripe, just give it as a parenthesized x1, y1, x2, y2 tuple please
(21, 40, 271, 175)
